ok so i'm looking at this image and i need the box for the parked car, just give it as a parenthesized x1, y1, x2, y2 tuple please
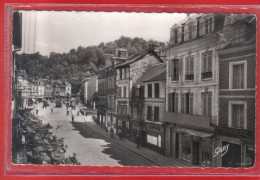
(55, 101, 62, 108)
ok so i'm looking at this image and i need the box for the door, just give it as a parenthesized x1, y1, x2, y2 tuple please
(192, 141, 200, 165)
(175, 133, 179, 158)
(222, 141, 241, 167)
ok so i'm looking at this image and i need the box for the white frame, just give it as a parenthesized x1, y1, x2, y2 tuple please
(228, 101, 247, 129)
(229, 60, 247, 90)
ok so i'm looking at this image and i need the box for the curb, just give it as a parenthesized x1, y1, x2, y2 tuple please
(82, 118, 161, 166)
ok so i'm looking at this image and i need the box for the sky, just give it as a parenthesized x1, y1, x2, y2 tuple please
(20, 11, 187, 56)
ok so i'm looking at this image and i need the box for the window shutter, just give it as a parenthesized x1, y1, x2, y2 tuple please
(168, 60, 172, 80)
(241, 64, 244, 88)
(189, 93, 194, 114)
(208, 93, 212, 116)
(184, 25, 189, 41)
(181, 94, 185, 113)
(203, 93, 207, 116)
(202, 53, 206, 72)
(179, 58, 183, 75)
(199, 18, 205, 36)
(190, 56, 194, 74)
(168, 93, 172, 112)
(175, 93, 179, 113)
(192, 21, 197, 39)
(208, 52, 212, 72)
(185, 57, 190, 74)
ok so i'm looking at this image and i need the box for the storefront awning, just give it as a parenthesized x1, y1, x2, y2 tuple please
(175, 127, 214, 138)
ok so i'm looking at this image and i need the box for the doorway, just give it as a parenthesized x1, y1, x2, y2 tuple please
(192, 141, 200, 165)
(175, 133, 179, 158)
(222, 141, 241, 167)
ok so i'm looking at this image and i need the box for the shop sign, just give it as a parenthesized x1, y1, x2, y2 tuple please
(217, 127, 254, 139)
(147, 124, 161, 132)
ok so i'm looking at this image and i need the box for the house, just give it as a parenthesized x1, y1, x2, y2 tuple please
(164, 13, 226, 166)
(115, 48, 163, 137)
(131, 63, 166, 153)
(215, 14, 256, 167)
(81, 74, 98, 108)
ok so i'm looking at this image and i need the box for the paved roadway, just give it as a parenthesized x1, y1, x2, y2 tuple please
(34, 102, 156, 166)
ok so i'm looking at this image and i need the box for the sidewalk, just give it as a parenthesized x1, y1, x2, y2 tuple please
(81, 116, 189, 167)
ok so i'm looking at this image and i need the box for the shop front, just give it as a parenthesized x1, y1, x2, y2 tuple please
(129, 120, 143, 142)
(143, 122, 164, 154)
(171, 127, 215, 167)
(116, 115, 130, 137)
(215, 127, 255, 167)
(97, 110, 106, 127)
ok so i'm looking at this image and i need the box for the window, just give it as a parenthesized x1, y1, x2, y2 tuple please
(230, 61, 246, 89)
(124, 68, 128, 79)
(148, 84, 152, 98)
(234, 27, 245, 44)
(202, 92, 212, 116)
(139, 86, 144, 100)
(185, 56, 194, 80)
(171, 59, 179, 81)
(147, 106, 152, 121)
(202, 51, 213, 79)
(230, 103, 246, 129)
(118, 105, 127, 115)
(154, 106, 159, 122)
(168, 93, 178, 113)
(123, 86, 127, 98)
(181, 93, 193, 114)
(154, 83, 160, 98)
(181, 26, 184, 42)
(205, 19, 209, 33)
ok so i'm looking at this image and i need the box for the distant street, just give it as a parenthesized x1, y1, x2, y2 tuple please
(34, 102, 156, 166)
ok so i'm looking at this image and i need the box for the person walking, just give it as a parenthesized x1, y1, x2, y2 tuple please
(136, 131, 141, 149)
(51, 108, 53, 113)
(36, 109, 38, 116)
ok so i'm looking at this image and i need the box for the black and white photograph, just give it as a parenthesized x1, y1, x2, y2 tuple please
(11, 11, 256, 167)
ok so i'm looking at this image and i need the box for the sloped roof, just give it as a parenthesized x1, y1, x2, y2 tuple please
(134, 63, 166, 87)
(115, 49, 163, 68)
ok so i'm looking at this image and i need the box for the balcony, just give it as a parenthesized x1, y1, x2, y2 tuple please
(164, 112, 216, 131)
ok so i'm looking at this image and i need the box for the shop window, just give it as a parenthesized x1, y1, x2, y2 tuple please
(201, 92, 212, 116)
(181, 134, 191, 162)
(154, 106, 159, 122)
(185, 56, 194, 80)
(148, 84, 152, 98)
(147, 106, 152, 121)
(201, 139, 212, 165)
(202, 51, 213, 79)
(154, 83, 160, 98)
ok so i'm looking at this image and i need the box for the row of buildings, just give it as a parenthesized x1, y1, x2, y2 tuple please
(13, 69, 72, 110)
(94, 13, 256, 167)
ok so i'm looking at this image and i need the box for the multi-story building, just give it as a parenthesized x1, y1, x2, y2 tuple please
(105, 66, 117, 131)
(131, 63, 166, 153)
(97, 67, 108, 126)
(164, 13, 226, 166)
(44, 80, 53, 100)
(81, 74, 98, 108)
(115, 48, 163, 136)
(215, 14, 256, 167)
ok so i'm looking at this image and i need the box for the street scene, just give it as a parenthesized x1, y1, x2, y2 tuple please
(11, 11, 256, 167)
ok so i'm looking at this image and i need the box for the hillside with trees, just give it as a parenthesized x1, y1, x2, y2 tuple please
(15, 36, 165, 93)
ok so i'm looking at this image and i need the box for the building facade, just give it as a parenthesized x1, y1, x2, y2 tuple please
(164, 13, 226, 166)
(215, 14, 256, 167)
(115, 48, 163, 137)
(82, 74, 98, 108)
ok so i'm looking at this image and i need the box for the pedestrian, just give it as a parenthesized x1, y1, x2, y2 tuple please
(118, 129, 122, 140)
(36, 109, 38, 116)
(72, 115, 74, 123)
(51, 108, 53, 113)
(110, 127, 114, 138)
(67, 110, 69, 116)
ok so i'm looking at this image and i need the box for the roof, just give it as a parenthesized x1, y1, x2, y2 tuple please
(134, 63, 166, 87)
(115, 49, 163, 68)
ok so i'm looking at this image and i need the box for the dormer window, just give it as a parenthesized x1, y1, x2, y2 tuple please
(234, 27, 245, 44)
(175, 29, 178, 43)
